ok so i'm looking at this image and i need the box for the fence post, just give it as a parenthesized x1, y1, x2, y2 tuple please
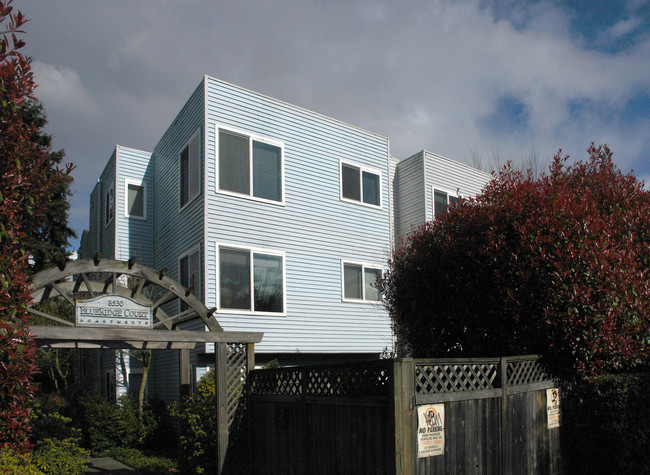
(393, 358, 415, 475)
(215, 342, 228, 475)
(500, 357, 508, 475)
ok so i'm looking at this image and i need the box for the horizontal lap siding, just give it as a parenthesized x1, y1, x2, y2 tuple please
(395, 152, 425, 246)
(151, 83, 205, 292)
(423, 151, 491, 222)
(115, 146, 153, 266)
(149, 83, 204, 402)
(99, 152, 116, 259)
(204, 77, 392, 354)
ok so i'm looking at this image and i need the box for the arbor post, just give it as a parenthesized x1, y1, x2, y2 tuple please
(215, 342, 228, 474)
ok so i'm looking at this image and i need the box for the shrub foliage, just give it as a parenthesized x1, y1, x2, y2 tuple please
(382, 145, 649, 380)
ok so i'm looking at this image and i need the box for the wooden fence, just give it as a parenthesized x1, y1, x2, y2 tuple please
(247, 356, 561, 474)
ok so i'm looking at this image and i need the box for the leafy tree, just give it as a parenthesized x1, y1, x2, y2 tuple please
(381, 144, 650, 381)
(0, 0, 73, 450)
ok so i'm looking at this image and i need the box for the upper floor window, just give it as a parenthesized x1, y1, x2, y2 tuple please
(433, 188, 458, 217)
(217, 244, 285, 314)
(104, 183, 114, 226)
(180, 130, 201, 209)
(125, 180, 146, 219)
(217, 126, 284, 204)
(342, 261, 382, 302)
(340, 162, 381, 207)
(179, 246, 201, 313)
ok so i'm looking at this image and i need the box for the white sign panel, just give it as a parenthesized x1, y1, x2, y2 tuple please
(546, 388, 561, 429)
(417, 404, 445, 458)
(76, 295, 152, 329)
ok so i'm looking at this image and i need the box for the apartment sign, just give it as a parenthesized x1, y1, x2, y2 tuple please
(75, 295, 152, 329)
(417, 404, 445, 458)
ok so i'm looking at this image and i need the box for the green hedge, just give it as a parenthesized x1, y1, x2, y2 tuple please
(562, 372, 650, 474)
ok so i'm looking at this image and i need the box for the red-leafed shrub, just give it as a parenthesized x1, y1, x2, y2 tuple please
(382, 144, 649, 380)
(0, 0, 73, 451)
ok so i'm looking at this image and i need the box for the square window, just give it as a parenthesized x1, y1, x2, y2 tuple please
(218, 245, 285, 314)
(433, 189, 458, 217)
(126, 182, 145, 218)
(342, 261, 382, 302)
(180, 131, 201, 208)
(341, 162, 381, 207)
(217, 127, 283, 203)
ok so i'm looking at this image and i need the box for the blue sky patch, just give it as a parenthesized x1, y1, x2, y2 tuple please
(480, 94, 530, 135)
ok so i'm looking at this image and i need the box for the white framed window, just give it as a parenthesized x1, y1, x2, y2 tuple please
(104, 183, 114, 226)
(124, 179, 146, 219)
(216, 125, 284, 204)
(217, 243, 285, 315)
(433, 187, 459, 217)
(180, 129, 201, 209)
(341, 261, 382, 302)
(340, 161, 381, 208)
(179, 246, 201, 313)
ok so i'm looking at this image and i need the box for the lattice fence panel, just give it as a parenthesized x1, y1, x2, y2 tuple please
(305, 363, 392, 397)
(225, 342, 250, 475)
(415, 363, 499, 394)
(250, 362, 392, 398)
(507, 358, 547, 386)
(250, 367, 302, 396)
(226, 342, 248, 427)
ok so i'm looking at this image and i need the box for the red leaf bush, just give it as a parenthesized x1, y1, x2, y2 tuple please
(382, 145, 649, 380)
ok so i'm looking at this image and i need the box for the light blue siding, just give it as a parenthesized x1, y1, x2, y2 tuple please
(115, 146, 153, 266)
(99, 151, 117, 259)
(203, 77, 392, 354)
(394, 152, 426, 247)
(151, 83, 205, 296)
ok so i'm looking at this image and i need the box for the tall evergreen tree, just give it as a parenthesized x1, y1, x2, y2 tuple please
(20, 101, 76, 273)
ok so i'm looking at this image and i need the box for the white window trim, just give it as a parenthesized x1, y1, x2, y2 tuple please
(104, 182, 114, 227)
(124, 179, 147, 220)
(215, 123, 285, 206)
(339, 159, 383, 209)
(178, 244, 202, 312)
(341, 260, 383, 303)
(179, 128, 202, 212)
(432, 186, 459, 218)
(216, 242, 287, 316)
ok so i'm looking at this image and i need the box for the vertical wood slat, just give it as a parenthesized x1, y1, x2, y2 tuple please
(215, 342, 228, 475)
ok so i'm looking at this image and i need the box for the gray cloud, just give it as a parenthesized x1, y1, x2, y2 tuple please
(16, 0, 650, 248)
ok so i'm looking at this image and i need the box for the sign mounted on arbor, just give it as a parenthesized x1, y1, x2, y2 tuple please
(75, 295, 152, 329)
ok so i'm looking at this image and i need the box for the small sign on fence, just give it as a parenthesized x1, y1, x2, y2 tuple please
(417, 404, 445, 458)
(546, 388, 561, 429)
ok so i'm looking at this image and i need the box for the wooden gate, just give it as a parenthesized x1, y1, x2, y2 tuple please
(247, 356, 562, 474)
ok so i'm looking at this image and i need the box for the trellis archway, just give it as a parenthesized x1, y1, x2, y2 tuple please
(28, 255, 262, 474)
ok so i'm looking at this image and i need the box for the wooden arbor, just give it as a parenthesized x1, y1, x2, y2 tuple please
(28, 256, 262, 474)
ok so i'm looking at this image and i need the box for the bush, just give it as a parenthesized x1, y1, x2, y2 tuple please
(98, 447, 179, 473)
(170, 370, 216, 474)
(562, 372, 650, 474)
(32, 438, 89, 475)
(382, 145, 650, 380)
(30, 393, 81, 442)
(0, 447, 41, 474)
(78, 394, 158, 454)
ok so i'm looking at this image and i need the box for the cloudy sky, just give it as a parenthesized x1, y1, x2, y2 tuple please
(16, 0, 650, 250)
